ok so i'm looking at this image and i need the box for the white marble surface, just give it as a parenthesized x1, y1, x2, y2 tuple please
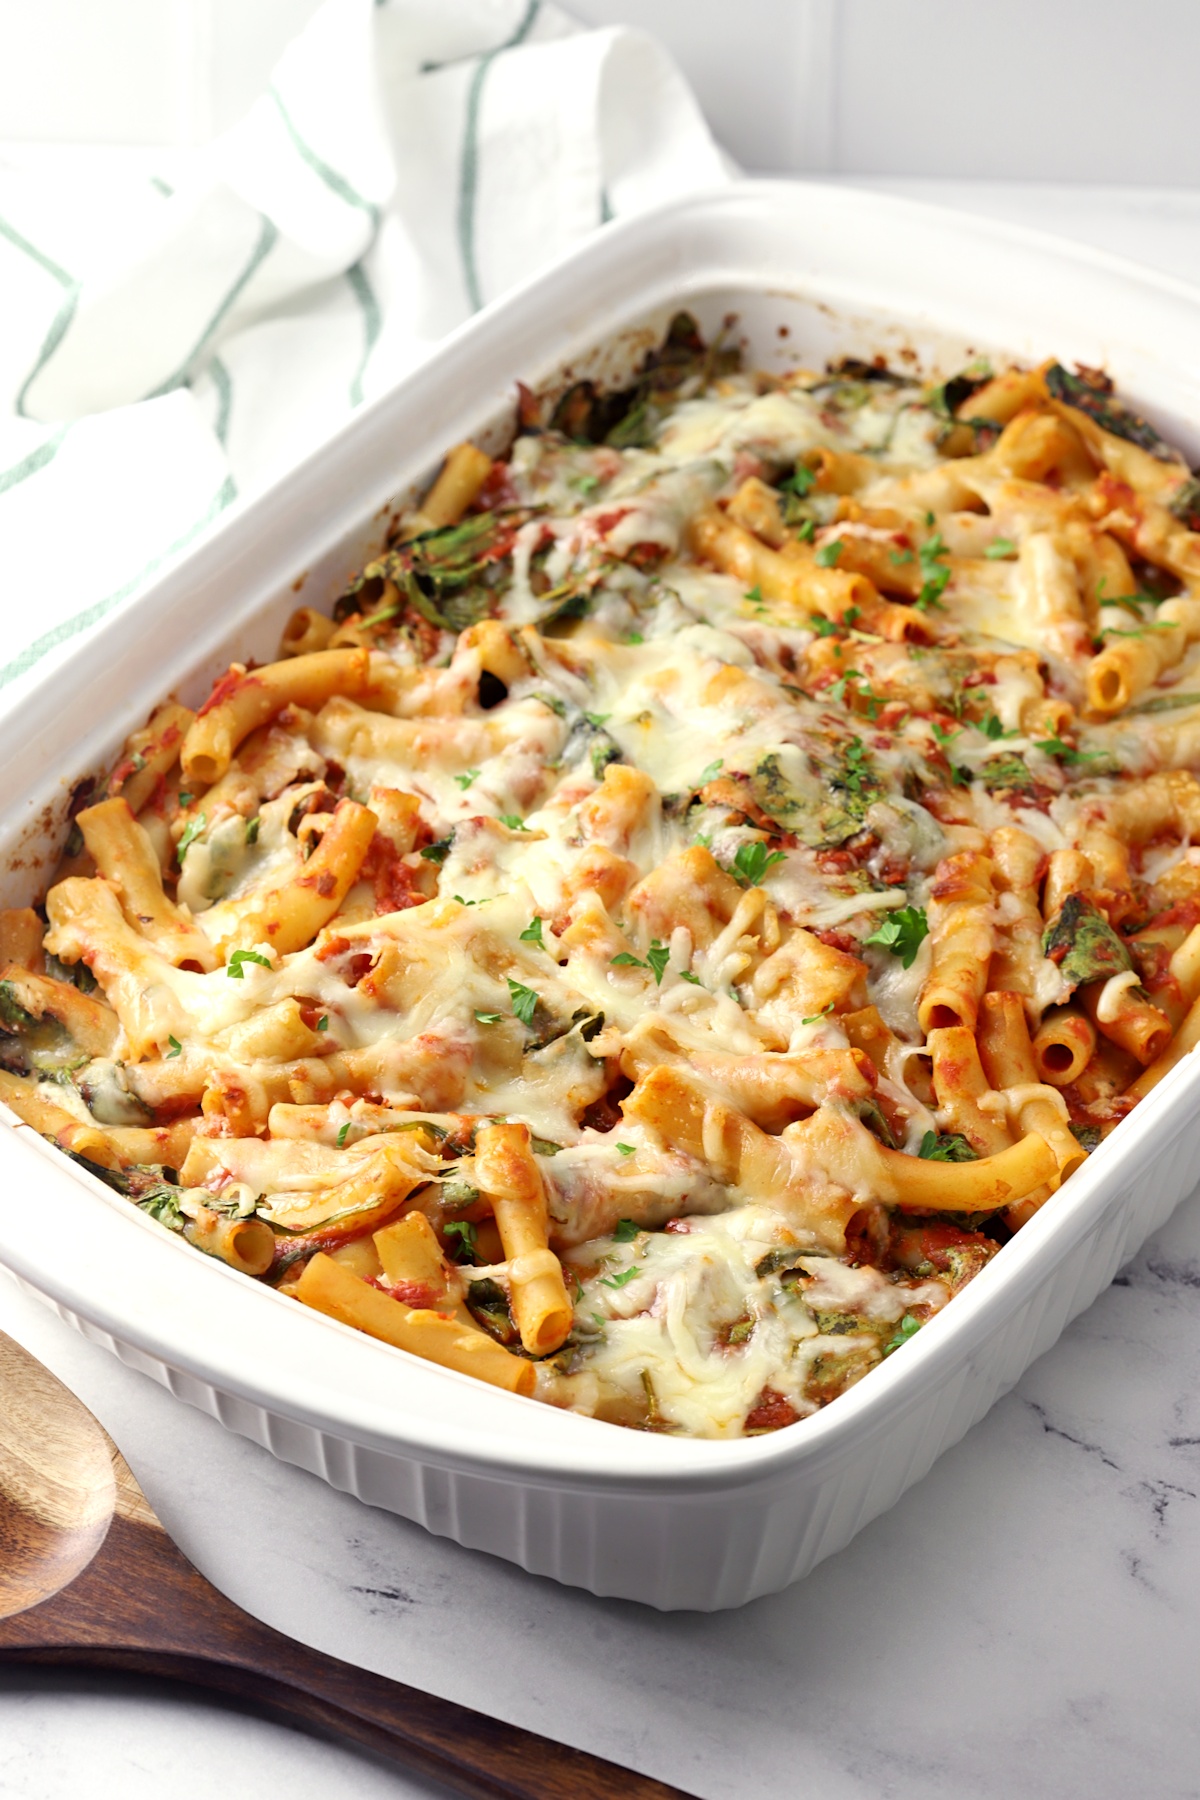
(5, 181, 1200, 1800)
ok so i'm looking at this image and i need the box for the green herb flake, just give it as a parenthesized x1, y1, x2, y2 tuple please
(601, 1264, 641, 1290)
(499, 814, 529, 832)
(176, 814, 206, 862)
(475, 1009, 503, 1025)
(984, 537, 1016, 559)
(864, 905, 929, 969)
(613, 1218, 640, 1242)
(781, 463, 816, 497)
(1034, 737, 1104, 765)
(645, 941, 670, 985)
(617, 1143, 636, 1157)
(420, 838, 452, 864)
(697, 758, 724, 785)
(165, 1035, 182, 1059)
(507, 978, 540, 1026)
(732, 841, 786, 888)
(815, 538, 844, 569)
(795, 518, 817, 543)
(226, 948, 272, 979)
(336, 1121, 351, 1148)
(519, 916, 545, 946)
(244, 816, 260, 845)
(800, 1001, 835, 1025)
(454, 769, 480, 790)
(883, 1314, 923, 1356)
(584, 711, 611, 727)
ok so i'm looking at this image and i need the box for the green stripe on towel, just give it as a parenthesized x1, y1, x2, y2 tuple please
(457, 0, 541, 313)
(147, 216, 278, 400)
(0, 475, 237, 692)
(0, 426, 67, 496)
(0, 216, 82, 420)
(269, 87, 382, 235)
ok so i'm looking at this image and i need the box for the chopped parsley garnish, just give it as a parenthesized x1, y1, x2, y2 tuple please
(420, 838, 452, 863)
(883, 1314, 923, 1356)
(601, 1265, 641, 1289)
(918, 1130, 978, 1162)
(336, 1121, 351, 1148)
(627, 631, 644, 645)
(499, 814, 529, 831)
(929, 721, 960, 744)
(317, 1015, 329, 1031)
(584, 711, 611, 727)
(176, 814, 206, 862)
(890, 548, 914, 566)
(507, 978, 540, 1025)
(815, 538, 844, 568)
(745, 584, 765, 608)
(916, 532, 951, 611)
(519, 916, 545, 946)
(731, 841, 786, 887)
(809, 612, 841, 637)
(569, 472, 601, 496)
(454, 768, 480, 789)
(165, 1035, 182, 1059)
(226, 948, 272, 979)
(1034, 737, 1104, 765)
(794, 518, 816, 542)
(984, 537, 1016, 558)
(244, 816, 260, 844)
(475, 1009, 503, 1025)
(781, 462, 816, 497)
(616, 1143, 636, 1156)
(611, 938, 671, 984)
(800, 1001, 835, 1025)
(864, 905, 928, 969)
(679, 969, 702, 985)
(613, 1218, 641, 1242)
(698, 759, 724, 784)
(980, 713, 1011, 740)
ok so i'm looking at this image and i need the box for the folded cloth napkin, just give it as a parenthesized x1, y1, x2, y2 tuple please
(0, 0, 728, 713)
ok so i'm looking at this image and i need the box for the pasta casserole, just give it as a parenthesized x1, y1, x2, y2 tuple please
(5, 313, 1200, 1438)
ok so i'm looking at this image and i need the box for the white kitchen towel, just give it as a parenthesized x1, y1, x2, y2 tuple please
(0, 0, 728, 712)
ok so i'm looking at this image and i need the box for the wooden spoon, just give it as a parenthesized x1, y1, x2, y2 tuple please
(0, 1329, 694, 1800)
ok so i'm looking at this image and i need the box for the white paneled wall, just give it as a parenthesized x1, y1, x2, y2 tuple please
(0, 0, 1197, 181)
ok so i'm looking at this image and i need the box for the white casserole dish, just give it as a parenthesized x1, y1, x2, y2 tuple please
(4, 180, 1200, 1613)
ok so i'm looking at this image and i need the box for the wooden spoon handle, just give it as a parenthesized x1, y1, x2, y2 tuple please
(0, 1513, 691, 1800)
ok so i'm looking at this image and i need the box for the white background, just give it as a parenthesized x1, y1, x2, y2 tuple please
(1, 0, 1199, 183)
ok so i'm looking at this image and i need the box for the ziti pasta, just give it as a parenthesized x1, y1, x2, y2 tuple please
(6, 316, 1200, 1438)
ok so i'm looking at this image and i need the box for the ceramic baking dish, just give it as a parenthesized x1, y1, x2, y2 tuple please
(4, 180, 1200, 1612)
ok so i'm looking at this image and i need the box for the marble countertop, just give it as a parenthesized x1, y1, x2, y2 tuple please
(5, 178, 1200, 1800)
